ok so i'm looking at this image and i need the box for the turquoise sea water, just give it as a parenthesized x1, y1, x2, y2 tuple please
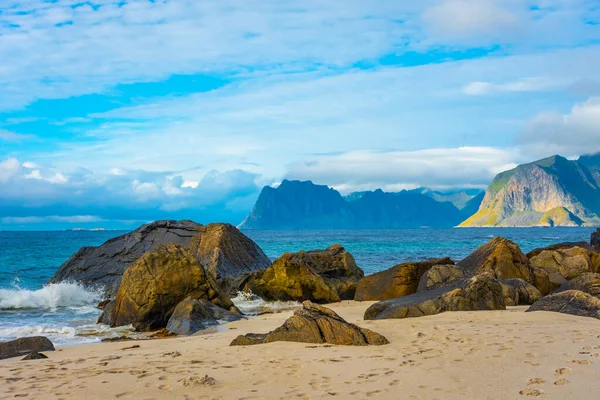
(0, 228, 595, 345)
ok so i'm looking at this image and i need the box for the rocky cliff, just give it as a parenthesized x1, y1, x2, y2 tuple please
(460, 155, 600, 227)
(239, 180, 465, 229)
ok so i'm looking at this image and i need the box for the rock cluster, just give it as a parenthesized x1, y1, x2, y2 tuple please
(354, 258, 454, 301)
(166, 297, 243, 335)
(364, 275, 505, 320)
(50, 220, 270, 298)
(231, 301, 388, 346)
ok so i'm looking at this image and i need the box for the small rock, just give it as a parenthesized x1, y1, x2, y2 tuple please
(21, 352, 48, 360)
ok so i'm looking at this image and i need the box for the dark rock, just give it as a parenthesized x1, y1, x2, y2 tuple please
(21, 352, 48, 360)
(231, 301, 388, 346)
(500, 278, 542, 306)
(97, 300, 115, 325)
(364, 275, 505, 320)
(529, 246, 600, 287)
(166, 297, 243, 335)
(244, 245, 364, 303)
(417, 264, 465, 292)
(103, 244, 238, 331)
(97, 300, 111, 311)
(50, 220, 270, 298)
(0, 337, 55, 360)
(592, 229, 600, 252)
(555, 273, 600, 298)
(527, 290, 600, 320)
(354, 258, 454, 301)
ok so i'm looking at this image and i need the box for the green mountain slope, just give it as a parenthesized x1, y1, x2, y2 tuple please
(460, 154, 600, 227)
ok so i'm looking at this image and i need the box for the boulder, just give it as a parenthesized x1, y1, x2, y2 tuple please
(50, 220, 270, 298)
(527, 290, 600, 320)
(555, 273, 600, 298)
(354, 258, 453, 301)
(364, 275, 505, 320)
(459, 237, 551, 294)
(529, 246, 600, 287)
(166, 297, 243, 335)
(499, 278, 542, 306)
(244, 245, 364, 304)
(103, 244, 238, 331)
(0, 337, 55, 360)
(417, 264, 465, 292)
(592, 229, 600, 252)
(527, 242, 592, 258)
(230, 301, 388, 346)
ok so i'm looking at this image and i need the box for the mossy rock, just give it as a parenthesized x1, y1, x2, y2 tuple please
(245, 245, 363, 304)
(529, 246, 600, 287)
(105, 244, 237, 331)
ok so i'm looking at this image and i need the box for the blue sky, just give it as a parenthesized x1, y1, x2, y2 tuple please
(1, 0, 600, 230)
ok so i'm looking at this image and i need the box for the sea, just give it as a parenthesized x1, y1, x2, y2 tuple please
(0, 227, 595, 346)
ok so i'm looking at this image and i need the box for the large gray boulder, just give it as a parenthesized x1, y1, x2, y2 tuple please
(527, 290, 600, 320)
(0, 337, 55, 360)
(364, 275, 505, 320)
(50, 220, 270, 298)
(166, 297, 243, 335)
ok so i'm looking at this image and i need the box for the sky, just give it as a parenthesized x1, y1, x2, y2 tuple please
(1, 0, 600, 230)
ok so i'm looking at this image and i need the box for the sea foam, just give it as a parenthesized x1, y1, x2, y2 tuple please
(231, 291, 301, 315)
(0, 282, 102, 311)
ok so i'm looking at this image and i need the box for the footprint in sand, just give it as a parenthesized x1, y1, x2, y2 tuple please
(554, 379, 569, 386)
(568, 360, 591, 365)
(519, 388, 543, 397)
(555, 368, 571, 376)
(527, 378, 545, 385)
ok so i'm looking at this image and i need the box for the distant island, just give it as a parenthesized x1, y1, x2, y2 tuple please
(240, 152, 600, 229)
(239, 180, 482, 229)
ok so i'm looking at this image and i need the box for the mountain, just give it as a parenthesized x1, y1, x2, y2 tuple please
(239, 180, 464, 229)
(460, 154, 600, 227)
(410, 187, 484, 210)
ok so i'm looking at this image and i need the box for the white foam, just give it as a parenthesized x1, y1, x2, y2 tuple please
(0, 282, 102, 311)
(231, 291, 301, 315)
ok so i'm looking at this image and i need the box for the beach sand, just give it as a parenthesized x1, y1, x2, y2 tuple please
(1, 301, 600, 400)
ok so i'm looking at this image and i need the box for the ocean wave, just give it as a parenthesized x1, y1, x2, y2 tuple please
(232, 291, 301, 315)
(0, 323, 138, 345)
(0, 282, 102, 311)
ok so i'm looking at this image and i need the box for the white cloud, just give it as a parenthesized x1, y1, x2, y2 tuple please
(286, 146, 519, 192)
(421, 0, 522, 43)
(517, 97, 600, 157)
(0, 129, 32, 142)
(463, 77, 558, 95)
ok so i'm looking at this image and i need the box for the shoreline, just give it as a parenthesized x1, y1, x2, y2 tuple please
(2, 301, 600, 400)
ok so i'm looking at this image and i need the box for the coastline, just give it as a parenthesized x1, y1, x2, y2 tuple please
(2, 301, 599, 400)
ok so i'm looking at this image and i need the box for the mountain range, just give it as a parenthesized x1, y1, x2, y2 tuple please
(239, 181, 482, 229)
(239, 152, 600, 229)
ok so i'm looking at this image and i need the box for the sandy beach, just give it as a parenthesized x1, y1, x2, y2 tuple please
(1, 301, 599, 400)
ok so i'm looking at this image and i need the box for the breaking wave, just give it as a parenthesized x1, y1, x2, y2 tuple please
(231, 291, 301, 315)
(0, 282, 103, 311)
